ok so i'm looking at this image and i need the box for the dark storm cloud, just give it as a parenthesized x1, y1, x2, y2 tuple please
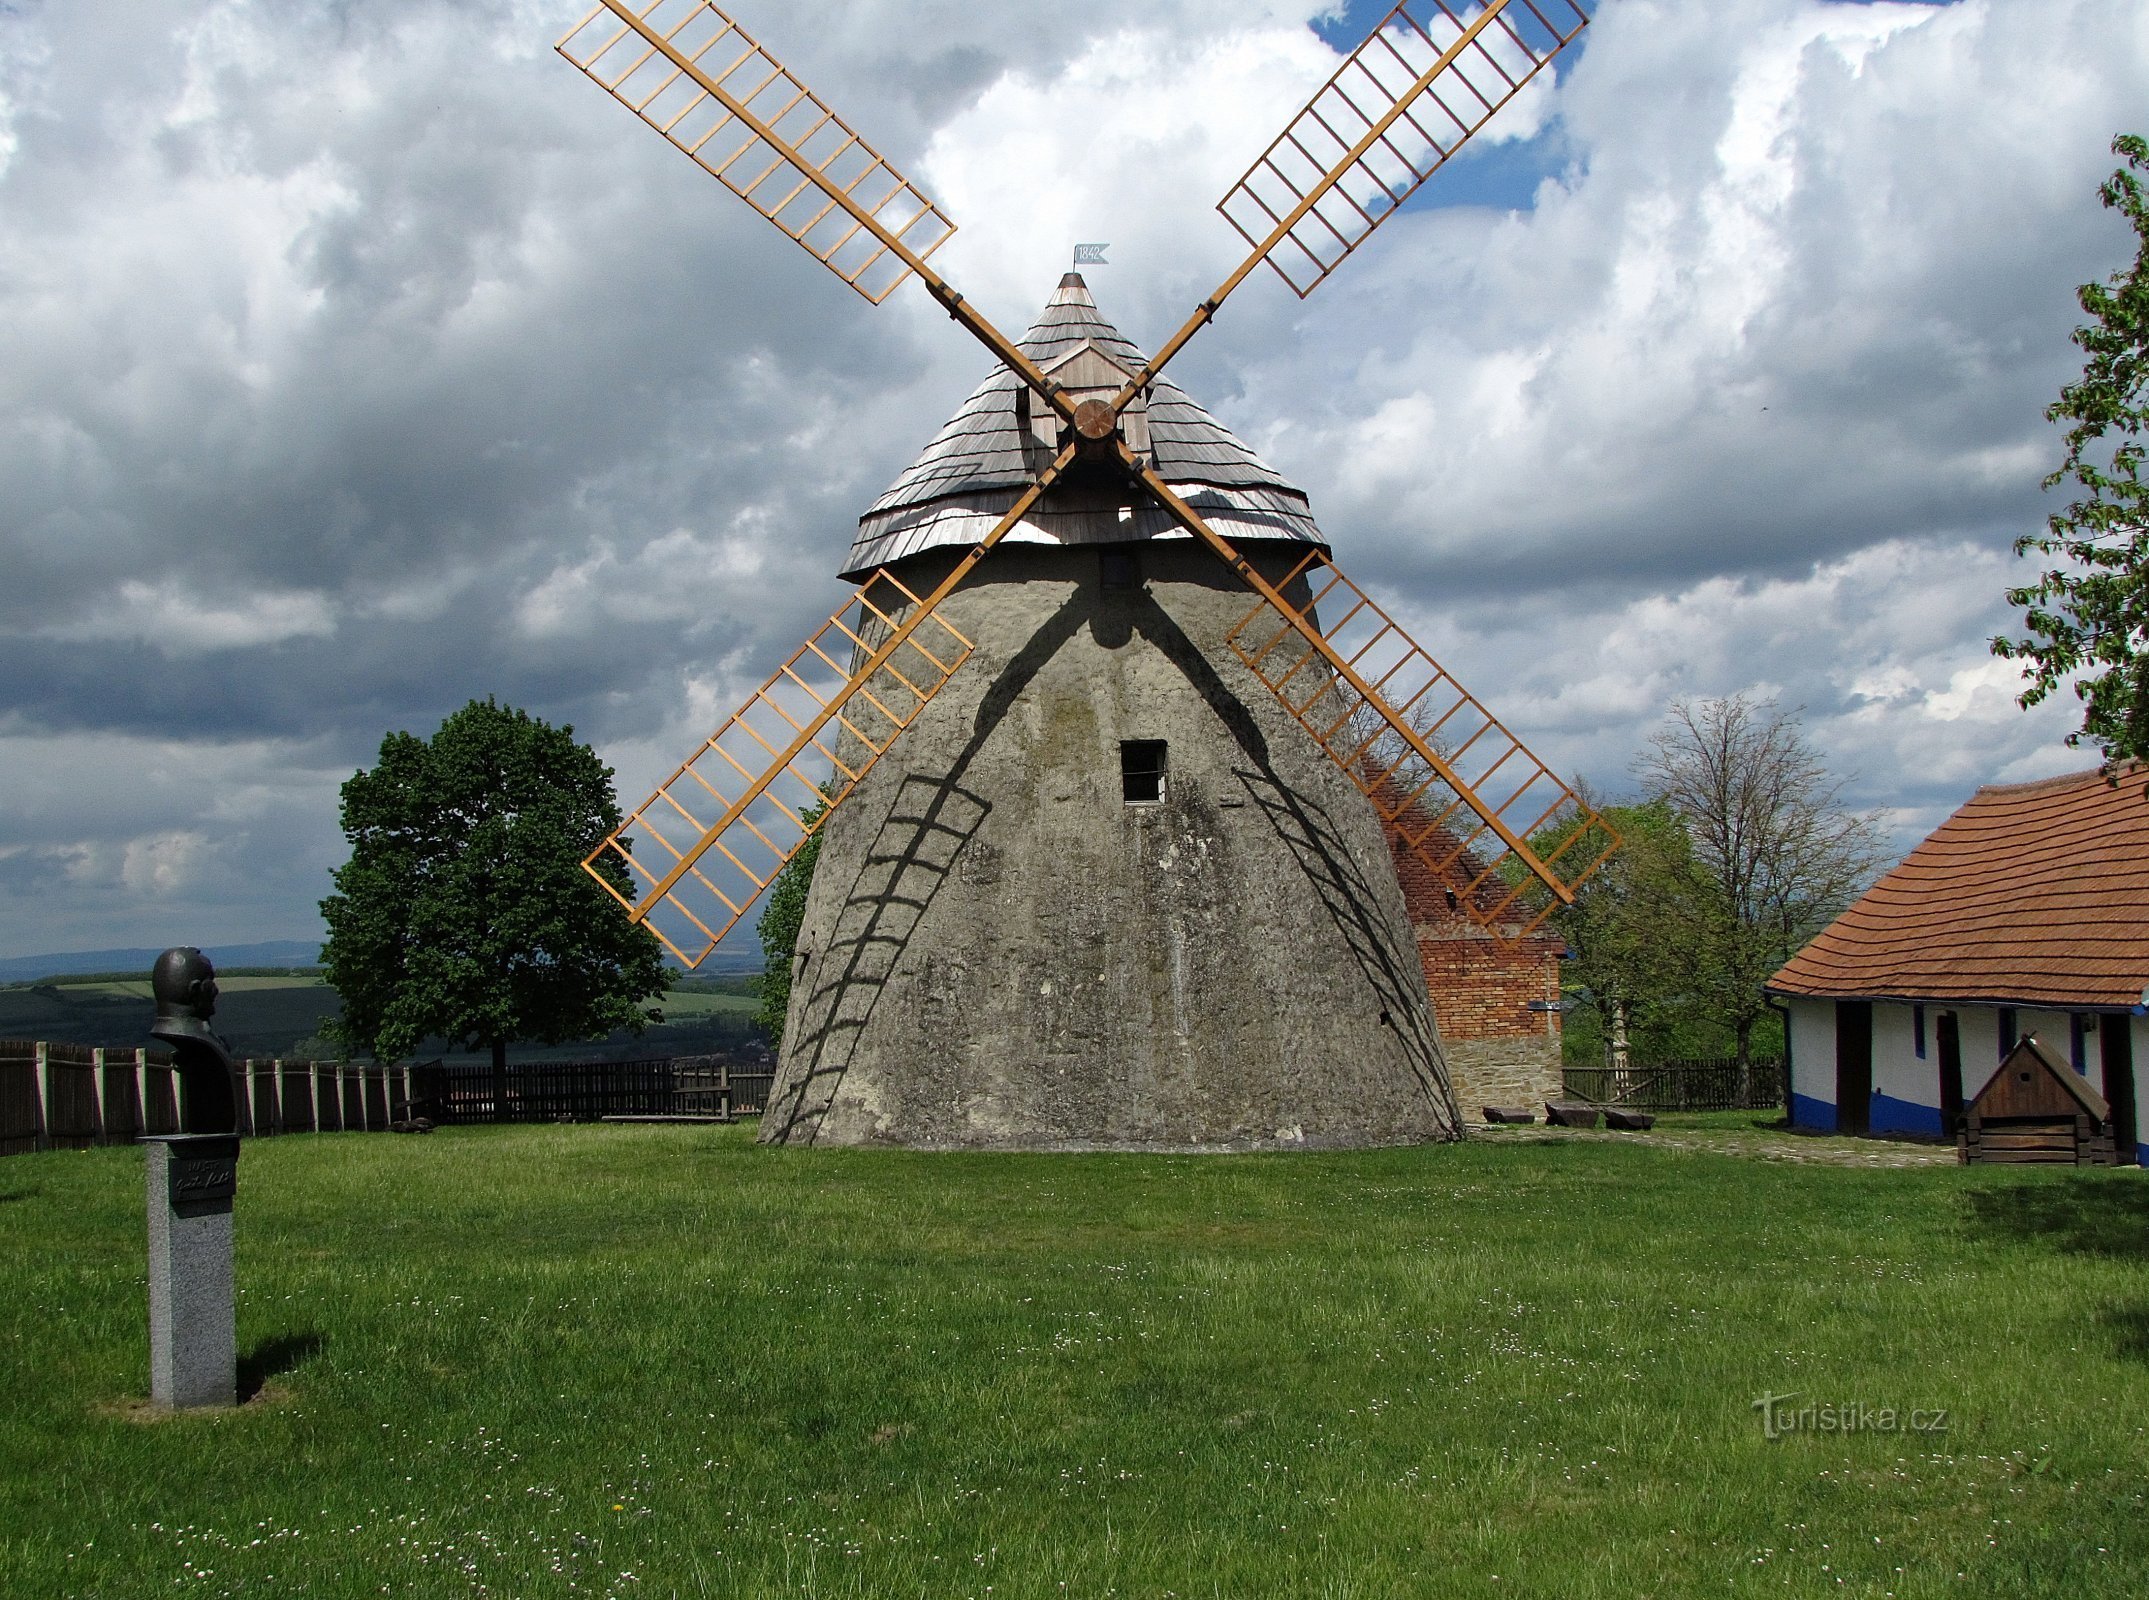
(0, 0, 1338, 954)
(1, 0, 2144, 956)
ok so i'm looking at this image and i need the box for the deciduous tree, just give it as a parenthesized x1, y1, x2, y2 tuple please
(321, 699, 668, 1112)
(752, 797, 827, 1049)
(1996, 134, 2149, 759)
(1554, 795, 1716, 1067)
(1636, 695, 1883, 1079)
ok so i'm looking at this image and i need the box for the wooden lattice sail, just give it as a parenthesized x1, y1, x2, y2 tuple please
(558, 0, 955, 303)
(1225, 551, 1618, 935)
(586, 570, 975, 966)
(1219, 0, 1592, 297)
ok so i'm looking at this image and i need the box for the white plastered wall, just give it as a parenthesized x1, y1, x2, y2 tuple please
(1869, 1003, 1927, 1129)
(1786, 998, 1835, 1126)
(1779, 995, 2146, 1160)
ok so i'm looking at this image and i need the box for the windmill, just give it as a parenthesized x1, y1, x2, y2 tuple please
(559, 0, 1619, 1148)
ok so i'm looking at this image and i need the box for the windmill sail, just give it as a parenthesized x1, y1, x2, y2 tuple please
(558, 0, 956, 304)
(1218, 0, 1591, 298)
(586, 568, 976, 966)
(1225, 550, 1617, 934)
(585, 450, 1080, 967)
(1132, 460, 1617, 935)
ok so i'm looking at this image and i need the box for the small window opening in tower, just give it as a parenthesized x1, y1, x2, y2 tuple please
(1100, 548, 1138, 591)
(1121, 740, 1167, 805)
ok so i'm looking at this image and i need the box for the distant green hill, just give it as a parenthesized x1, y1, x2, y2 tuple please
(0, 940, 321, 984)
(0, 974, 764, 1062)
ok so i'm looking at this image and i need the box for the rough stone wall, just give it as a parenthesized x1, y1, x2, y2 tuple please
(1440, 1033, 1563, 1114)
(763, 542, 1459, 1151)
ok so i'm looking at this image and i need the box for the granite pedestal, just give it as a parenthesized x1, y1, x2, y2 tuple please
(143, 1134, 239, 1409)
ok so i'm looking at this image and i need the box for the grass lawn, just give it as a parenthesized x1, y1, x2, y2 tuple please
(1, 1121, 2144, 1598)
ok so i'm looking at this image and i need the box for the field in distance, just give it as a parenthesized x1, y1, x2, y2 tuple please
(0, 971, 764, 1061)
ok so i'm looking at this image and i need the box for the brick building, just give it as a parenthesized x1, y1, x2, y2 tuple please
(1382, 790, 1566, 1116)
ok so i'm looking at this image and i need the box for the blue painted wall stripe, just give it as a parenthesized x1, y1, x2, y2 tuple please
(1869, 1091, 1943, 1137)
(1791, 1092, 1836, 1132)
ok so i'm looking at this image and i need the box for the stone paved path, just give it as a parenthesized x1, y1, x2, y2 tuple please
(1468, 1121, 1959, 1168)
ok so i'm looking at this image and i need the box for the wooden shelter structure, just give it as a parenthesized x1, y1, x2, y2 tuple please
(1960, 1034, 2120, 1166)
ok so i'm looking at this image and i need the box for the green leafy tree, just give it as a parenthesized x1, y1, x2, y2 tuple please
(320, 699, 669, 1112)
(1996, 134, 2149, 758)
(752, 798, 828, 1048)
(1555, 797, 1719, 1067)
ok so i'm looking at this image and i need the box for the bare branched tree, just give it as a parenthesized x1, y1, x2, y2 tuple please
(1637, 695, 1886, 1073)
(1342, 696, 1456, 798)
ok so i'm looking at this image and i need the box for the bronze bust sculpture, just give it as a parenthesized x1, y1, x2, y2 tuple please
(149, 947, 237, 1134)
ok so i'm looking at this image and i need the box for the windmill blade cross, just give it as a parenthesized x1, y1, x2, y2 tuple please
(1110, 0, 1589, 412)
(564, 2, 1615, 959)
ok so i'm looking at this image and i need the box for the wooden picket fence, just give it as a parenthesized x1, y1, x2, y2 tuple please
(1561, 1057, 1783, 1112)
(3, 1038, 784, 1156)
(408, 1057, 776, 1125)
(0, 1039, 416, 1156)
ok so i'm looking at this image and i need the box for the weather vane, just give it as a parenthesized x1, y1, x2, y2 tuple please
(1072, 243, 1110, 268)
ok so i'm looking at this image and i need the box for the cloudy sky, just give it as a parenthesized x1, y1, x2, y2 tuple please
(1, 0, 2143, 960)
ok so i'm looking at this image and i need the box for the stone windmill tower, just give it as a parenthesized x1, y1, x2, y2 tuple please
(558, 0, 1617, 1148)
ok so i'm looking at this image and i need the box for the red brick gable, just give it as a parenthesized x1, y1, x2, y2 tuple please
(1376, 779, 1564, 1043)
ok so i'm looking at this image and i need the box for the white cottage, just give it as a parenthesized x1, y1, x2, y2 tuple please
(1768, 764, 2149, 1165)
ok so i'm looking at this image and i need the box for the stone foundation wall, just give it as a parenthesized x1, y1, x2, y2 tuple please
(1443, 1035, 1563, 1119)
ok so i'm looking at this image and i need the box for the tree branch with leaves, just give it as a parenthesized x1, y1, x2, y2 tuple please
(1996, 133, 2149, 759)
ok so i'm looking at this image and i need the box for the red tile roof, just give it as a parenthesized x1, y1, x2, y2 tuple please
(1769, 763, 2149, 1008)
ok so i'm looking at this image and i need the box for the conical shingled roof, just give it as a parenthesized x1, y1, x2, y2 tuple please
(843, 273, 1325, 578)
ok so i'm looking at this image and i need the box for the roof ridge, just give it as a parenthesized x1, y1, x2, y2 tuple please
(1970, 762, 2140, 800)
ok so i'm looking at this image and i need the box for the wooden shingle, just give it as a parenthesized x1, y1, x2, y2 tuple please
(844, 273, 1324, 577)
(1770, 764, 2149, 1008)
